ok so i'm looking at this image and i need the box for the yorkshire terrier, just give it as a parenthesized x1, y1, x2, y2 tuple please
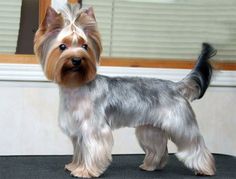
(34, 2, 216, 178)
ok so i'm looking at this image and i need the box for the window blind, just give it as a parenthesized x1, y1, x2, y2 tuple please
(0, 1, 22, 54)
(64, 0, 236, 61)
(83, 0, 113, 56)
(111, 0, 236, 60)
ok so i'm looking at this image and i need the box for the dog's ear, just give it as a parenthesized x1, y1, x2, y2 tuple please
(85, 7, 96, 20)
(34, 6, 64, 54)
(41, 6, 64, 32)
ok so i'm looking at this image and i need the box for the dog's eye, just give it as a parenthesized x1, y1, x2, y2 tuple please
(81, 44, 88, 51)
(59, 44, 67, 51)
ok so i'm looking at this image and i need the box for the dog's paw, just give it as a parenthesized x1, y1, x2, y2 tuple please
(195, 171, 215, 176)
(65, 162, 77, 172)
(71, 166, 93, 178)
(139, 164, 157, 171)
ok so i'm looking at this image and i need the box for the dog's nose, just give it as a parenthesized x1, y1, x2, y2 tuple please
(71, 57, 82, 66)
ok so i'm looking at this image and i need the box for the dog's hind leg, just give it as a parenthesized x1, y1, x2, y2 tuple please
(163, 100, 216, 176)
(171, 130, 215, 176)
(135, 125, 168, 171)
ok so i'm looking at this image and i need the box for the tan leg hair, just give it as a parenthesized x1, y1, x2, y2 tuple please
(71, 124, 113, 178)
(65, 136, 80, 172)
(135, 125, 168, 171)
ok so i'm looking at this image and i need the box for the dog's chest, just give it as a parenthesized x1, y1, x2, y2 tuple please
(58, 88, 93, 136)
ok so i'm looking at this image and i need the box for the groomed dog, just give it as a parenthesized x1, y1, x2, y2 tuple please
(34, 3, 216, 178)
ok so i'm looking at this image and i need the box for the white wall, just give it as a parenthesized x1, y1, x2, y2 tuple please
(0, 65, 235, 156)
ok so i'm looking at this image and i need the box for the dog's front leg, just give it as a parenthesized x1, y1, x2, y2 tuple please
(65, 136, 81, 172)
(71, 123, 113, 178)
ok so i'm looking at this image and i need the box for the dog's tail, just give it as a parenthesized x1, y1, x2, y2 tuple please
(176, 43, 216, 101)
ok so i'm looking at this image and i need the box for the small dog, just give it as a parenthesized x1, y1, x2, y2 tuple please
(34, 3, 216, 178)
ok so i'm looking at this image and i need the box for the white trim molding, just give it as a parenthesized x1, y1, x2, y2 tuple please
(0, 63, 235, 87)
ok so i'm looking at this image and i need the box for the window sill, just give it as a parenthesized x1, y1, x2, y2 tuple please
(0, 62, 235, 87)
(0, 54, 236, 70)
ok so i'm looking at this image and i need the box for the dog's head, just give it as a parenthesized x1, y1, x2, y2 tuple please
(34, 3, 102, 87)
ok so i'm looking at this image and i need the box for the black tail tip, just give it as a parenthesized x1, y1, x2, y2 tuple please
(202, 43, 217, 58)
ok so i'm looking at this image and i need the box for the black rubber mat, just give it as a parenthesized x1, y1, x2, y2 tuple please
(0, 154, 235, 179)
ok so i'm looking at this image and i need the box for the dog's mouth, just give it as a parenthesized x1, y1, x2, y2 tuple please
(71, 66, 81, 72)
(63, 66, 81, 74)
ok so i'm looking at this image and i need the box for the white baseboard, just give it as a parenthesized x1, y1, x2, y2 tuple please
(0, 63, 235, 87)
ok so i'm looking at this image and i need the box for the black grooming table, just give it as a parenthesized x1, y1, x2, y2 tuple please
(0, 154, 235, 179)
